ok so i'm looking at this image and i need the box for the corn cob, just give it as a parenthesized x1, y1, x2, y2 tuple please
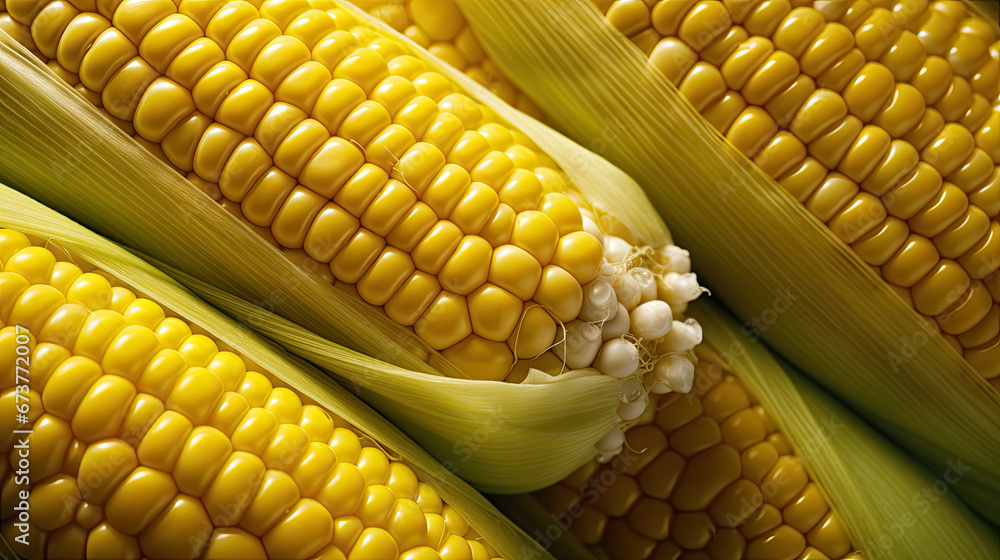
(0, 0, 705, 425)
(0, 227, 505, 560)
(535, 353, 856, 560)
(592, 0, 1000, 384)
(347, 0, 543, 119)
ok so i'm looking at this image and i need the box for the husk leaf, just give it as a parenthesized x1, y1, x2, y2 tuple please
(0, 183, 552, 559)
(454, 0, 1000, 521)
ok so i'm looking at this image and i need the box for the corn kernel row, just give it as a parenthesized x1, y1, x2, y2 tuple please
(535, 354, 856, 560)
(349, 0, 544, 119)
(0, 228, 499, 560)
(598, 0, 999, 384)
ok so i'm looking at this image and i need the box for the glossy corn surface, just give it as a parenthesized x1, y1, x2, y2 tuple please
(535, 354, 857, 560)
(0, 0, 704, 388)
(351, 0, 544, 119)
(0, 228, 500, 560)
(597, 0, 999, 384)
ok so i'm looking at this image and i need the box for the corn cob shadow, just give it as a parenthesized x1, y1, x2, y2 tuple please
(451, 0, 1000, 523)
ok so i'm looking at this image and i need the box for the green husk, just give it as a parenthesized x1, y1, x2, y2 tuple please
(0, 184, 552, 559)
(454, 0, 1000, 521)
(0, 26, 630, 493)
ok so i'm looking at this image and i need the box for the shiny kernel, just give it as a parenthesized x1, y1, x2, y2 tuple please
(290, 443, 336, 499)
(414, 292, 472, 350)
(678, 1, 731, 51)
(101, 325, 162, 383)
(937, 281, 992, 335)
(385, 271, 442, 326)
(839, 125, 892, 183)
(361, 180, 418, 237)
(240, 470, 301, 537)
(908, 183, 968, 237)
(41, 356, 103, 421)
(86, 522, 141, 559)
(333, 47, 388, 95)
(872, 84, 926, 138)
(105, 467, 178, 536)
(882, 162, 943, 219)
(271, 188, 328, 248)
(488, 245, 543, 301)
(412, 221, 463, 275)
(316, 462, 366, 517)
(744, 0, 792, 36)
(338, 101, 392, 148)
(261, 499, 334, 560)
(649, 37, 698, 84)
(203, 528, 267, 560)
(442, 334, 514, 382)
(607, 0, 651, 36)
(349, 527, 399, 560)
(934, 206, 990, 259)
(923, 123, 976, 176)
(532, 265, 584, 324)
(743, 52, 800, 106)
(817, 48, 867, 92)
(911, 56, 954, 105)
(806, 512, 852, 558)
(450, 183, 500, 235)
(495, 170, 542, 214)
(774, 8, 826, 58)
(701, 26, 749, 68)
(703, 91, 748, 133)
(139, 494, 213, 560)
(680, 62, 728, 112)
(852, 217, 909, 266)
(438, 235, 493, 296)
(330, 229, 386, 284)
(911, 260, 971, 316)
(72, 374, 136, 442)
(882, 234, 939, 287)
(78, 439, 138, 505)
(862, 140, 921, 195)
(800, 23, 854, 77)
(274, 61, 332, 113)
(225, 16, 283, 73)
(507, 304, 558, 360)
(829, 193, 888, 243)
(510, 211, 560, 265)
(790, 90, 848, 144)
(5, 247, 56, 285)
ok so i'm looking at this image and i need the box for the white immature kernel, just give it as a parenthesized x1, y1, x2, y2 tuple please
(594, 338, 640, 378)
(652, 354, 695, 393)
(630, 301, 673, 340)
(601, 303, 631, 341)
